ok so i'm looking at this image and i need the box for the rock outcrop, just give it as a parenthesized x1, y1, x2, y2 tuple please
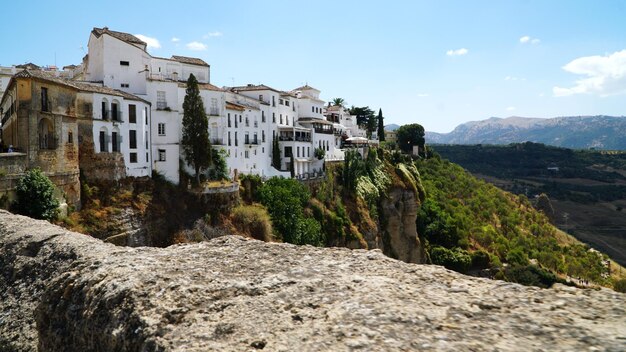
(1, 210, 625, 351)
(379, 186, 425, 263)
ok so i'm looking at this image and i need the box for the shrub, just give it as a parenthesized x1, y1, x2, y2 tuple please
(614, 279, 626, 293)
(504, 264, 560, 288)
(470, 250, 491, 269)
(231, 204, 273, 241)
(13, 168, 59, 221)
(506, 247, 529, 266)
(430, 246, 471, 273)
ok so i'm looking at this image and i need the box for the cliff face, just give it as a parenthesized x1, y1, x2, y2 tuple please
(378, 186, 424, 263)
(1, 210, 625, 352)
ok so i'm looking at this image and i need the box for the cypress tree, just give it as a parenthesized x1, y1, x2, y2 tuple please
(272, 137, 281, 169)
(377, 108, 385, 141)
(182, 73, 211, 184)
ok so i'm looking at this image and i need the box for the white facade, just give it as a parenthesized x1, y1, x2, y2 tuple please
(79, 27, 356, 184)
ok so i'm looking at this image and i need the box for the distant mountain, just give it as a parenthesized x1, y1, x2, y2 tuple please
(426, 116, 626, 150)
(385, 124, 400, 131)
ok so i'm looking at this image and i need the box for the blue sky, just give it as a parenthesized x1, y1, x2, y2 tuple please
(1, 0, 624, 132)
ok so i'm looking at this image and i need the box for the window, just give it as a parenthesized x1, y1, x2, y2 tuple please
(293, 104, 295, 112)
(245, 116, 249, 127)
(312, 106, 314, 113)
(228, 131, 231, 146)
(129, 130, 137, 149)
(261, 111, 265, 123)
(228, 113, 231, 127)
(284, 146, 292, 157)
(239, 115, 242, 123)
(210, 98, 218, 115)
(279, 98, 284, 105)
(121, 83, 129, 88)
(245, 132, 250, 144)
(99, 131, 107, 152)
(101, 101, 107, 120)
(146, 153, 149, 162)
(158, 149, 166, 161)
(130, 152, 137, 163)
(297, 147, 300, 157)
(128, 104, 136, 123)
(157, 91, 167, 110)
(280, 114, 283, 124)
(262, 130, 265, 143)
(145, 107, 148, 125)
(272, 96, 276, 107)
(158, 123, 165, 136)
(111, 103, 119, 121)
(286, 116, 289, 125)
(235, 132, 238, 146)
(112, 132, 119, 152)
(120, 61, 130, 66)
(68, 131, 73, 144)
(245, 150, 249, 158)
(307, 147, 310, 157)
(272, 112, 276, 123)
(285, 100, 290, 107)
(145, 131, 148, 149)
(41, 87, 49, 112)
(259, 94, 263, 102)
(253, 132, 258, 144)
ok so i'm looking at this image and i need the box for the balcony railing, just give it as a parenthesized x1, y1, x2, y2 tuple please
(314, 127, 334, 134)
(279, 136, 312, 142)
(209, 108, 220, 116)
(244, 138, 259, 145)
(210, 138, 224, 145)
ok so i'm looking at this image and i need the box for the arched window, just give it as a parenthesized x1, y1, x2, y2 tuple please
(38, 118, 55, 149)
(101, 98, 109, 120)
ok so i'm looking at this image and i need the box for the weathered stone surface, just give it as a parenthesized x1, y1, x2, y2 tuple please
(1, 210, 625, 351)
(379, 186, 424, 263)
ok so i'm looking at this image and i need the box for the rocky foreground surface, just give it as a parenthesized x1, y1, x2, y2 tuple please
(1, 210, 625, 351)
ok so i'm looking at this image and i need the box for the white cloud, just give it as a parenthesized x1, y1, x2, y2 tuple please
(135, 34, 161, 49)
(520, 35, 540, 45)
(171, 37, 180, 42)
(417, 93, 430, 97)
(506, 106, 516, 111)
(446, 48, 468, 56)
(553, 49, 626, 97)
(203, 31, 223, 38)
(186, 41, 208, 51)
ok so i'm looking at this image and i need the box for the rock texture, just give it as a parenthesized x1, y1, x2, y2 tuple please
(379, 186, 424, 263)
(1, 210, 625, 352)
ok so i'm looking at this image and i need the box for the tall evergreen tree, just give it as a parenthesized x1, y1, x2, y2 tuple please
(272, 137, 281, 169)
(377, 108, 385, 141)
(182, 74, 211, 184)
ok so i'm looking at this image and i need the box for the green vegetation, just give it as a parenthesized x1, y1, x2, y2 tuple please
(271, 138, 281, 170)
(614, 279, 626, 293)
(13, 168, 59, 221)
(416, 155, 613, 286)
(432, 142, 626, 203)
(257, 177, 323, 246)
(396, 123, 425, 155)
(231, 204, 273, 242)
(208, 148, 228, 180)
(377, 109, 385, 141)
(182, 73, 211, 184)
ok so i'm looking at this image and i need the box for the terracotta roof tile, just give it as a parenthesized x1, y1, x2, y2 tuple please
(92, 27, 146, 46)
(170, 55, 209, 67)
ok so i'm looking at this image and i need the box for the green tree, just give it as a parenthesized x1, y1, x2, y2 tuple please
(377, 108, 385, 141)
(349, 106, 375, 130)
(396, 123, 425, 154)
(13, 168, 59, 221)
(258, 177, 323, 246)
(332, 98, 346, 107)
(272, 138, 281, 170)
(208, 148, 229, 180)
(182, 73, 211, 184)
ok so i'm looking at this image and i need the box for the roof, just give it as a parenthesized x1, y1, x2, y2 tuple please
(170, 55, 209, 67)
(16, 63, 40, 70)
(293, 84, 320, 92)
(92, 27, 146, 46)
(12, 69, 150, 104)
(178, 82, 224, 92)
(279, 91, 296, 98)
(225, 101, 246, 111)
(230, 84, 281, 93)
(326, 105, 342, 111)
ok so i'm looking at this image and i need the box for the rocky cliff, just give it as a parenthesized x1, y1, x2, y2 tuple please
(1, 210, 625, 351)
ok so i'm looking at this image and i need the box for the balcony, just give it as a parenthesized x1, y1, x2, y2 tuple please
(209, 107, 220, 116)
(314, 126, 334, 134)
(244, 138, 259, 145)
(279, 136, 311, 143)
(210, 138, 224, 145)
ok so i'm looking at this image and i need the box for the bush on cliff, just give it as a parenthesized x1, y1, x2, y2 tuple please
(429, 246, 471, 273)
(258, 177, 323, 246)
(13, 168, 59, 221)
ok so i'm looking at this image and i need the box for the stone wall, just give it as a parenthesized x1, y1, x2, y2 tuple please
(77, 118, 126, 181)
(1, 210, 624, 352)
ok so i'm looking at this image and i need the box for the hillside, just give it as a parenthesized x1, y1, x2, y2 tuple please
(431, 143, 626, 267)
(426, 115, 626, 150)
